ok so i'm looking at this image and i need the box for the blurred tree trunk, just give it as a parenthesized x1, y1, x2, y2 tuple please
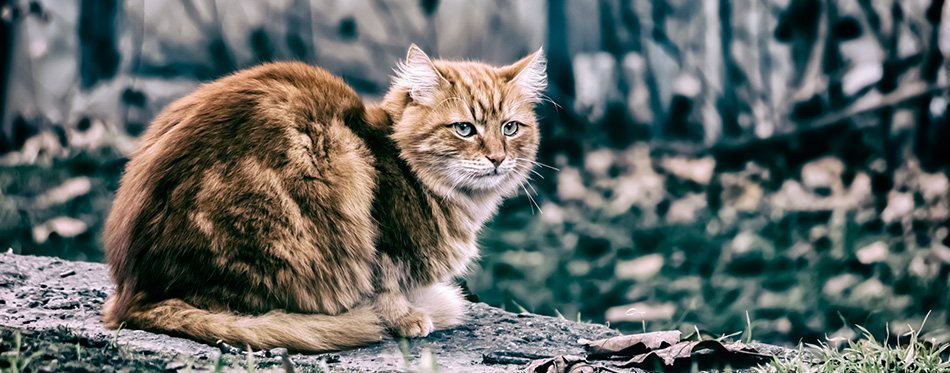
(0, 0, 14, 154)
(540, 0, 585, 163)
(287, 0, 316, 62)
(915, 0, 948, 172)
(78, 0, 121, 88)
(546, 0, 574, 101)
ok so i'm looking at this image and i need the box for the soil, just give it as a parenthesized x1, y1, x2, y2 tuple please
(0, 252, 795, 372)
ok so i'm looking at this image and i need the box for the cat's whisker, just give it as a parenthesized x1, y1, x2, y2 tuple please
(539, 93, 563, 110)
(527, 169, 545, 179)
(525, 179, 539, 196)
(518, 181, 542, 215)
(526, 160, 560, 171)
(515, 158, 559, 172)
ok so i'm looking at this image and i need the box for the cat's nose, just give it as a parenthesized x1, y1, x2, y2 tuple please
(486, 154, 506, 168)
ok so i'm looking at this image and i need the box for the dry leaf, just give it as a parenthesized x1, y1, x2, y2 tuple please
(522, 355, 592, 373)
(585, 330, 682, 359)
(618, 340, 771, 369)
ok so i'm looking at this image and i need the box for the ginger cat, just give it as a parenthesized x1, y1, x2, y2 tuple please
(102, 45, 547, 351)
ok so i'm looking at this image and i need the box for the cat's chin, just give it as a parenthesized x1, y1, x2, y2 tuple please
(470, 173, 507, 188)
(458, 172, 524, 195)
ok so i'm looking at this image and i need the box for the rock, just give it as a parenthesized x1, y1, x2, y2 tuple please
(615, 254, 664, 281)
(659, 156, 716, 185)
(733, 183, 763, 212)
(31, 217, 88, 244)
(1, 132, 65, 166)
(665, 193, 707, 224)
(852, 278, 887, 302)
(800, 157, 844, 190)
(607, 145, 665, 219)
(730, 231, 759, 254)
(0, 252, 619, 372)
(34, 177, 92, 208)
(881, 191, 914, 224)
(605, 302, 675, 323)
(822, 273, 859, 297)
(856, 241, 888, 264)
(915, 167, 950, 202)
(932, 243, 950, 264)
(583, 149, 614, 178)
(826, 327, 857, 348)
(557, 167, 587, 202)
(164, 362, 186, 371)
(909, 253, 941, 280)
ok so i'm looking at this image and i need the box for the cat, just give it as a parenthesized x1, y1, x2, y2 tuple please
(102, 44, 547, 351)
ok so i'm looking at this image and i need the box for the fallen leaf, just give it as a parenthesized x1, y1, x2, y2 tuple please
(522, 355, 592, 373)
(618, 340, 771, 369)
(585, 330, 681, 359)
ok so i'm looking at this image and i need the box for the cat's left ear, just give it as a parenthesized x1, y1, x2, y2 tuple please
(395, 44, 448, 105)
(503, 47, 548, 103)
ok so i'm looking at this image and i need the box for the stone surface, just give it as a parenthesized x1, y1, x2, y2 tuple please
(0, 252, 800, 372)
(0, 252, 623, 372)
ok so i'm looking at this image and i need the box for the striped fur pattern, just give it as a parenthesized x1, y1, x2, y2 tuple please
(103, 45, 546, 351)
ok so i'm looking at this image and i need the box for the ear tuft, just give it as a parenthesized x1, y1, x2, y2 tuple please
(394, 44, 445, 105)
(507, 47, 548, 103)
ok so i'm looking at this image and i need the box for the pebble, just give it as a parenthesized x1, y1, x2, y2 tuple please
(165, 362, 186, 370)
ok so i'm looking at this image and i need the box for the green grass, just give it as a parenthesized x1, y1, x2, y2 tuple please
(1, 332, 44, 373)
(396, 338, 440, 373)
(1, 328, 294, 373)
(756, 316, 950, 373)
(110, 322, 125, 348)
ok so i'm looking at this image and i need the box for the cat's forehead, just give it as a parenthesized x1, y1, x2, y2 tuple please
(431, 60, 524, 120)
(432, 61, 505, 88)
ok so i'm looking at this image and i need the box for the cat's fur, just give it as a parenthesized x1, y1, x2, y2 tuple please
(102, 45, 547, 351)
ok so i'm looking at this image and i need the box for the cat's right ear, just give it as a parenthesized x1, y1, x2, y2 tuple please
(394, 44, 447, 105)
(503, 47, 548, 104)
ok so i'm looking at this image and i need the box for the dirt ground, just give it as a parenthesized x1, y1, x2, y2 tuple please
(0, 252, 794, 372)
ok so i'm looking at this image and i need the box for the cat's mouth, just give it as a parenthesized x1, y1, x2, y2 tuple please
(450, 160, 519, 190)
(467, 169, 515, 190)
(476, 168, 508, 178)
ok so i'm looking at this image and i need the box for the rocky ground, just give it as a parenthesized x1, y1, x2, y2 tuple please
(2, 0, 949, 351)
(0, 252, 798, 372)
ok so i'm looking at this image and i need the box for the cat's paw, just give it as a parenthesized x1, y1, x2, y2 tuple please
(408, 283, 465, 329)
(389, 309, 434, 338)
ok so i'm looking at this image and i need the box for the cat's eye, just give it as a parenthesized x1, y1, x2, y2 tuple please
(453, 122, 475, 137)
(503, 121, 520, 136)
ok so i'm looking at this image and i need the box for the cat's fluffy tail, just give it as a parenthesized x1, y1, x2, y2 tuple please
(103, 296, 385, 351)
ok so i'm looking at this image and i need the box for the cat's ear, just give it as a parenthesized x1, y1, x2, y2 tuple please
(395, 44, 447, 105)
(503, 47, 548, 103)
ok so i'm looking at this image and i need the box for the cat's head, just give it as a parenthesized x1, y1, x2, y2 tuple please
(385, 45, 547, 200)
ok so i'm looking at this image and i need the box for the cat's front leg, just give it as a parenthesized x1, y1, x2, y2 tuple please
(373, 255, 434, 337)
(373, 290, 434, 337)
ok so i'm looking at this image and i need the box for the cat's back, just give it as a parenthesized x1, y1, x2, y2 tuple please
(106, 62, 379, 316)
(142, 62, 363, 147)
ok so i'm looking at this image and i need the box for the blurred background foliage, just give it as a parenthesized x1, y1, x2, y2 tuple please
(0, 0, 948, 346)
